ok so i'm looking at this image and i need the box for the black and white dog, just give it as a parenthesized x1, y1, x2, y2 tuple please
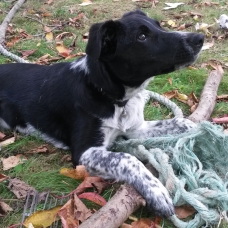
(0, 11, 204, 217)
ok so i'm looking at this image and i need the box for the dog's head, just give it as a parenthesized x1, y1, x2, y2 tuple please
(86, 10, 204, 86)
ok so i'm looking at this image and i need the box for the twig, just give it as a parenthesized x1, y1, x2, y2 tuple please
(0, 0, 26, 44)
(24, 16, 64, 28)
(188, 65, 224, 122)
(79, 184, 146, 228)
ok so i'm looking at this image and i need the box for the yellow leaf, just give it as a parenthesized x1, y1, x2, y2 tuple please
(167, 20, 176, 27)
(60, 165, 89, 180)
(45, 32, 53, 41)
(55, 41, 72, 57)
(176, 92, 188, 101)
(23, 206, 62, 228)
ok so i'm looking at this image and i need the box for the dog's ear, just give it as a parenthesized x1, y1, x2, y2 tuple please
(86, 20, 121, 60)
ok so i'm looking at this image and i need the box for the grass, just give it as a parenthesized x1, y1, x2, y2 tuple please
(0, 0, 228, 227)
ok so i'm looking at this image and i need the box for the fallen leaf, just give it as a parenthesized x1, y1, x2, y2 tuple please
(212, 116, 228, 123)
(0, 200, 13, 216)
(0, 137, 15, 147)
(26, 145, 49, 154)
(78, 192, 106, 206)
(175, 205, 196, 219)
(217, 94, 228, 101)
(167, 20, 176, 27)
(202, 40, 214, 50)
(46, 0, 54, 5)
(0, 173, 8, 182)
(176, 91, 188, 101)
(55, 32, 74, 41)
(60, 166, 89, 180)
(1, 154, 27, 171)
(23, 206, 62, 228)
(18, 49, 37, 58)
(162, 90, 178, 99)
(8, 178, 36, 199)
(75, 176, 108, 194)
(132, 218, 161, 228)
(56, 41, 72, 57)
(0, 132, 6, 140)
(79, 0, 93, 6)
(6, 37, 20, 47)
(163, 2, 184, 10)
(58, 193, 92, 227)
(168, 77, 172, 85)
(45, 32, 54, 41)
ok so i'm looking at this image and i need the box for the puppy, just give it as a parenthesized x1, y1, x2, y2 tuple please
(0, 10, 204, 216)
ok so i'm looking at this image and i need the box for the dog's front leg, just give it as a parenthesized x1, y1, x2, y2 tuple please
(79, 146, 174, 217)
(126, 117, 196, 139)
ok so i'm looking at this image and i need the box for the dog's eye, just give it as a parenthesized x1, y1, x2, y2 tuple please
(138, 34, 146, 41)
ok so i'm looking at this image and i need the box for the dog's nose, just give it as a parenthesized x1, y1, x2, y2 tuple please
(186, 33, 204, 47)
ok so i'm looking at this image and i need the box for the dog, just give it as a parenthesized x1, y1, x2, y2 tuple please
(0, 10, 204, 217)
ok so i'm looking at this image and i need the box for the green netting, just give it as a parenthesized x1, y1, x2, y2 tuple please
(112, 90, 228, 228)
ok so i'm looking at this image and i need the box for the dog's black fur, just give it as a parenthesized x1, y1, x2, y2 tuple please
(0, 10, 204, 217)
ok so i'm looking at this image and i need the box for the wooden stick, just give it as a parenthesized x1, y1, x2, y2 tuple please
(79, 184, 146, 228)
(188, 65, 224, 123)
(0, 0, 26, 44)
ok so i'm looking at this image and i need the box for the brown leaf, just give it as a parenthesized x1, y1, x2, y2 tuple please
(0, 136, 15, 147)
(8, 178, 36, 199)
(217, 94, 228, 101)
(162, 90, 178, 99)
(0, 200, 13, 216)
(58, 193, 92, 228)
(78, 192, 106, 206)
(212, 116, 228, 124)
(56, 41, 72, 57)
(1, 154, 27, 171)
(55, 32, 74, 41)
(46, 0, 54, 5)
(6, 36, 20, 47)
(25, 145, 49, 154)
(75, 176, 108, 195)
(0, 131, 6, 140)
(175, 205, 196, 219)
(168, 77, 172, 85)
(60, 166, 89, 180)
(132, 218, 161, 228)
(18, 49, 37, 58)
(0, 173, 8, 183)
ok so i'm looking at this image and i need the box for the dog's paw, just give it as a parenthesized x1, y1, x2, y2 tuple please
(144, 182, 174, 217)
(135, 175, 174, 217)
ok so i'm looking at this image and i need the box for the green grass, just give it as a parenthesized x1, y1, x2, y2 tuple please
(0, 0, 228, 227)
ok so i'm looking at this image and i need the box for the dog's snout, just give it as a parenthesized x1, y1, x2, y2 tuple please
(186, 33, 204, 47)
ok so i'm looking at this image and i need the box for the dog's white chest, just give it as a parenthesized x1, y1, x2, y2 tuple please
(101, 93, 145, 147)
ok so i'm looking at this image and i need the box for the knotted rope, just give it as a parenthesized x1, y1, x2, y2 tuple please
(113, 90, 228, 228)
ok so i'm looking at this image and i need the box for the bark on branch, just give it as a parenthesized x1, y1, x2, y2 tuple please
(0, 0, 26, 44)
(188, 65, 224, 122)
(79, 184, 146, 228)
(0, 0, 28, 63)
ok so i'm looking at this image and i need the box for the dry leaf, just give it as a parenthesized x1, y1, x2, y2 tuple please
(167, 20, 176, 27)
(212, 116, 228, 123)
(176, 91, 188, 101)
(132, 218, 161, 228)
(217, 94, 228, 101)
(175, 205, 196, 219)
(79, 0, 93, 6)
(55, 32, 74, 41)
(1, 154, 27, 171)
(163, 2, 184, 10)
(46, 0, 54, 5)
(0, 137, 15, 147)
(58, 193, 92, 227)
(162, 90, 177, 99)
(60, 165, 89, 180)
(0, 200, 13, 216)
(18, 49, 37, 58)
(45, 32, 54, 41)
(0, 173, 8, 183)
(78, 192, 106, 206)
(23, 206, 62, 228)
(8, 178, 36, 199)
(56, 41, 72, 57)
(75, 176, 108, 194)
(26, 145, 49, 154)
(202, 40, 214, 50)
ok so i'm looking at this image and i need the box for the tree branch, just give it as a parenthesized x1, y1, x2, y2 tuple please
(79, 184, 146, 228)
(0, 0, 26, 44)
(188, 65, 224, 122)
